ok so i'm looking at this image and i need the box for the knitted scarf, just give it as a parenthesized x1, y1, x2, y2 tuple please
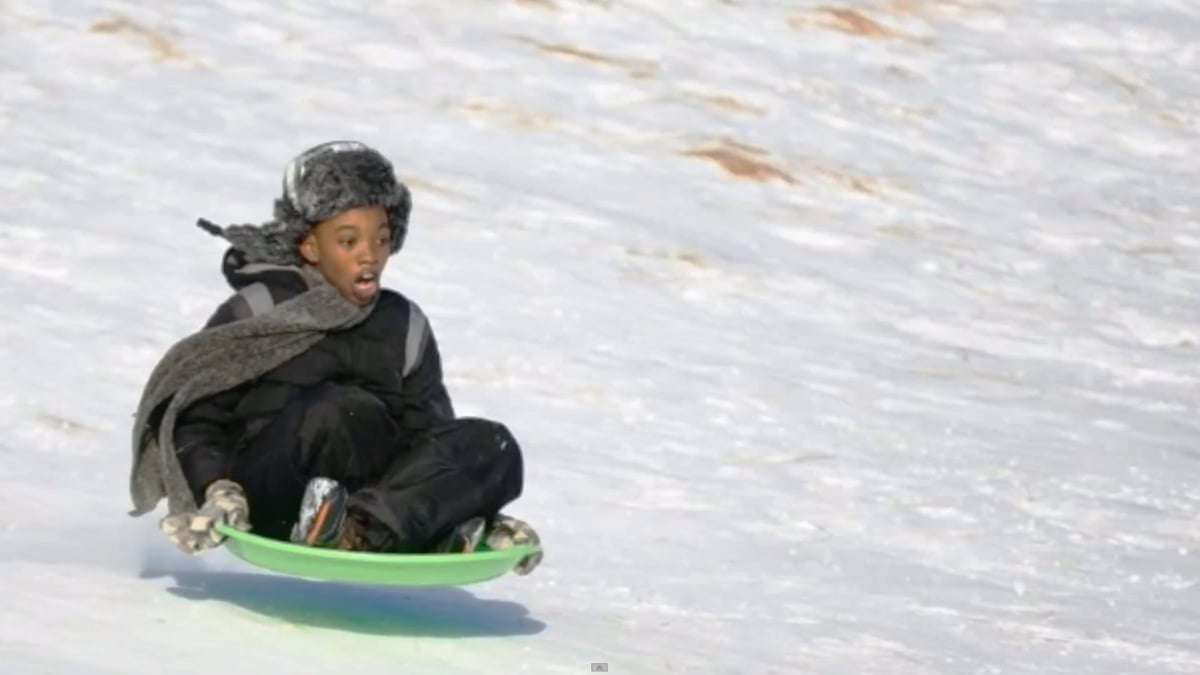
(128, 278, 373, 516)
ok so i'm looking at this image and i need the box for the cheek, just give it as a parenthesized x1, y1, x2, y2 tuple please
(333, 252, 359, 280)
(314, 243, 346, 279)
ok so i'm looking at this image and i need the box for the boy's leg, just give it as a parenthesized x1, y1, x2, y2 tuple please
(347, 418, 524, 552)
(230, 383, 399, 540)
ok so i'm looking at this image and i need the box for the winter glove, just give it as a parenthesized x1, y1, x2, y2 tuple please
(486, 514, 543, 576)
(159, 479, 251, 555)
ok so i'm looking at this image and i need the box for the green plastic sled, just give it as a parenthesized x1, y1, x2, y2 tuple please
(215, 524, 541, 586)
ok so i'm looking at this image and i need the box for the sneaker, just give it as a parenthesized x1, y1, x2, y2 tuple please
(433, 516, 487, 554)
(290, 477, 368, 550)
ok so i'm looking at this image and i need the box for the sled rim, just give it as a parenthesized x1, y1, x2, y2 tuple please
(215, 523, 542, 563)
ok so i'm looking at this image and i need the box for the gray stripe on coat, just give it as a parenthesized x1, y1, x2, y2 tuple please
(403, 302, 429, 378)
(239, 282, 275, 317)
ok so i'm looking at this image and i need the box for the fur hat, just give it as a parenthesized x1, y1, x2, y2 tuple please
(197, 141, 412, 266)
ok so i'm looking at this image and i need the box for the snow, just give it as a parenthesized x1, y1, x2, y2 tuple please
(1, 0, 1198, 672)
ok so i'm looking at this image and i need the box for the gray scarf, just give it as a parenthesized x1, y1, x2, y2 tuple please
(128, 272, 374, 516)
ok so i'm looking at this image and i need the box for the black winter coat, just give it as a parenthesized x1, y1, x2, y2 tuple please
(175, 251, 454, 503)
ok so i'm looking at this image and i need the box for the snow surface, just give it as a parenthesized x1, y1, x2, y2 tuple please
(1, 0, 1199, 673)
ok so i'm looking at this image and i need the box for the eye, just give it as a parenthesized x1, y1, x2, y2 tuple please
(340, 238, 356, 249)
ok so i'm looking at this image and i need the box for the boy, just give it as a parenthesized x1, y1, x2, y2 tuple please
(129, 141, 541, 574)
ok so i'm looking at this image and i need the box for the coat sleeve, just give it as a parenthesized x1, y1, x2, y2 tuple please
(397, 301, 455, 438)
(174, 387, 244, 504)
(174, 295, 252, 503)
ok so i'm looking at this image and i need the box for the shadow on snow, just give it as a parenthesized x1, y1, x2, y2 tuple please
(139, 567, 547, 638)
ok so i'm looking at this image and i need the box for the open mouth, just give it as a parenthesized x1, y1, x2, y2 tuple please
(351, 270, 379, 301)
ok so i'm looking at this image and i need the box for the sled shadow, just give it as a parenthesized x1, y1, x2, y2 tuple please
(140, 567, 546, 638)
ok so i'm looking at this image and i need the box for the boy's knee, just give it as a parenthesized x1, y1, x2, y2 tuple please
(484, 420, 523, 501)
(488, 420, 519, 456)
(462, 419, 523, 496)
(454, 418, 520, 457)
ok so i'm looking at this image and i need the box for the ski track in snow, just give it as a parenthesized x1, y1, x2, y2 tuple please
(1, 0, 1199, 673)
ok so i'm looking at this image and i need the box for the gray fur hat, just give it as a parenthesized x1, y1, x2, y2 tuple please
(198, 141, 412, 265)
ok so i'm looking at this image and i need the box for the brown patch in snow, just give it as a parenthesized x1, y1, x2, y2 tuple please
(789, 7, 901, 39)
(682, 141, 795, 185)
(814, 164, 888, 195)
(790, 2, 997, 42)
(674, 251, 708, 268)
(1157, 111, 1193, 130)
(514, 37, 658, 78)
(626, 248, 712, 269)
(89, 16, 189, 62)
(876, 223, 924, 240)
(681, 91, 767, 117)
(821, 7, 899, 38)
(38, 413, 99, 435)
(513, 0, 558, 9)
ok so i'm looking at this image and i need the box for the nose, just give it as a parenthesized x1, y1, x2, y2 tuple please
(359, 240, 380, 264)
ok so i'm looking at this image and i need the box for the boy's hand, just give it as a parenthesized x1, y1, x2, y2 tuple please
(159, 479, 251, 555)
(487, 514, 543, 575)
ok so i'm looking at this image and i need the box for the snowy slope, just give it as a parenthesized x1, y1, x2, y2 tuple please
(1, 0, 1199, 673)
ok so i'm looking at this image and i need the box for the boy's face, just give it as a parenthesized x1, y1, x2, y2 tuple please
(298, 205, 392, 306)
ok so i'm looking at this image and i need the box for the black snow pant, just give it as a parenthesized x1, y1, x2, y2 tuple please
(229, 383, 523, 552)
